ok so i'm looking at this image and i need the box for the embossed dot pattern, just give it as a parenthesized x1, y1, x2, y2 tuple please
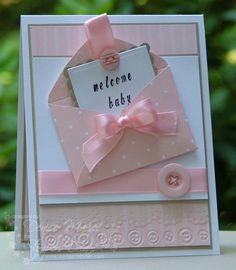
(96, 232, 108, 245)
(179, 228, 193, 244)
(111, 232, 123, 245)
(45, 234, 57, 248)
(40, 201, 211, 251)
(198, 229, 209, 241)
(76, 233, 91, 247)
(128, 230, 143, 246)
(147, 230, 159, 243)
(164, 231, 174, 242)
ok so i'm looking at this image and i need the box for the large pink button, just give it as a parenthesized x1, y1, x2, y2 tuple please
(157, 163, 191, 198)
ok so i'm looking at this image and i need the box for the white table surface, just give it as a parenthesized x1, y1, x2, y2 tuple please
(0, 231, 235, 269)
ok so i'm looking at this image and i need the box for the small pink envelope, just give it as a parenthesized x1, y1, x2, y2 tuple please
(48, 39, 196, 187)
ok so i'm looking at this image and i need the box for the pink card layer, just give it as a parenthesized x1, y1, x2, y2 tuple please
(39, 201, 210, 251)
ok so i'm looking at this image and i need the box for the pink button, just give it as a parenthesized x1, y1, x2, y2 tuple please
(100, 49, 119, 71)
(157, 163, 191, 198)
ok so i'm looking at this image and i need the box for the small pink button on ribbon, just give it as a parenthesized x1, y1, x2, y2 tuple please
(84, 14, 119, 71)
(82, 98, 177, 173)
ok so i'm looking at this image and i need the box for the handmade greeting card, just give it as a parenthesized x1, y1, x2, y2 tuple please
(15, 14, 219, 261)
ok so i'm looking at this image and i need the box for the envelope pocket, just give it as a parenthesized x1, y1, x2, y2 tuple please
(49, 40, 196, 187)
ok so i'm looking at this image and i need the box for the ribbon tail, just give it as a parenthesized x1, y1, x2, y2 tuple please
(136, 111, 177, 136)
(82, 132, 123, 173)
(157, 111, 177, 135)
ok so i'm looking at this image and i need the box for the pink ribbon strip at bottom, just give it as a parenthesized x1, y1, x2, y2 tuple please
(38, 167, 207, 195)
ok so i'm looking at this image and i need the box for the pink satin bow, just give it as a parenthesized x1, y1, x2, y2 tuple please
(82, 98, 177, 173)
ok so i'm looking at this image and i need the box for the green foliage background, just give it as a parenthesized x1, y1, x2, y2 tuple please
(0, 0, 235, 231)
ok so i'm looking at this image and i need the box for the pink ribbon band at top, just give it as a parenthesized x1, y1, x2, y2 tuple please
(82, 98, 177, 173)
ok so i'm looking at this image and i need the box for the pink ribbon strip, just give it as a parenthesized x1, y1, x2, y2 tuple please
(84, 13, 117, 59)
(38, 168, 208, 195)
(84, 14, 119, 70)
(82, 98, 177, 173)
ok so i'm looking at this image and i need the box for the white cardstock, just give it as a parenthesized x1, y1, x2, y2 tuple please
(16, 15, 220, 261)
(68, 46, 155, 115)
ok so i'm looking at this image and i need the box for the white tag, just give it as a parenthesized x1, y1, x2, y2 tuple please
(67, 46, 155, 115)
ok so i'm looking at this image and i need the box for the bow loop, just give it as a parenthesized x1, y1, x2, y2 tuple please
(94, 114, 120, 139)
(126, 98, 158, 129)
